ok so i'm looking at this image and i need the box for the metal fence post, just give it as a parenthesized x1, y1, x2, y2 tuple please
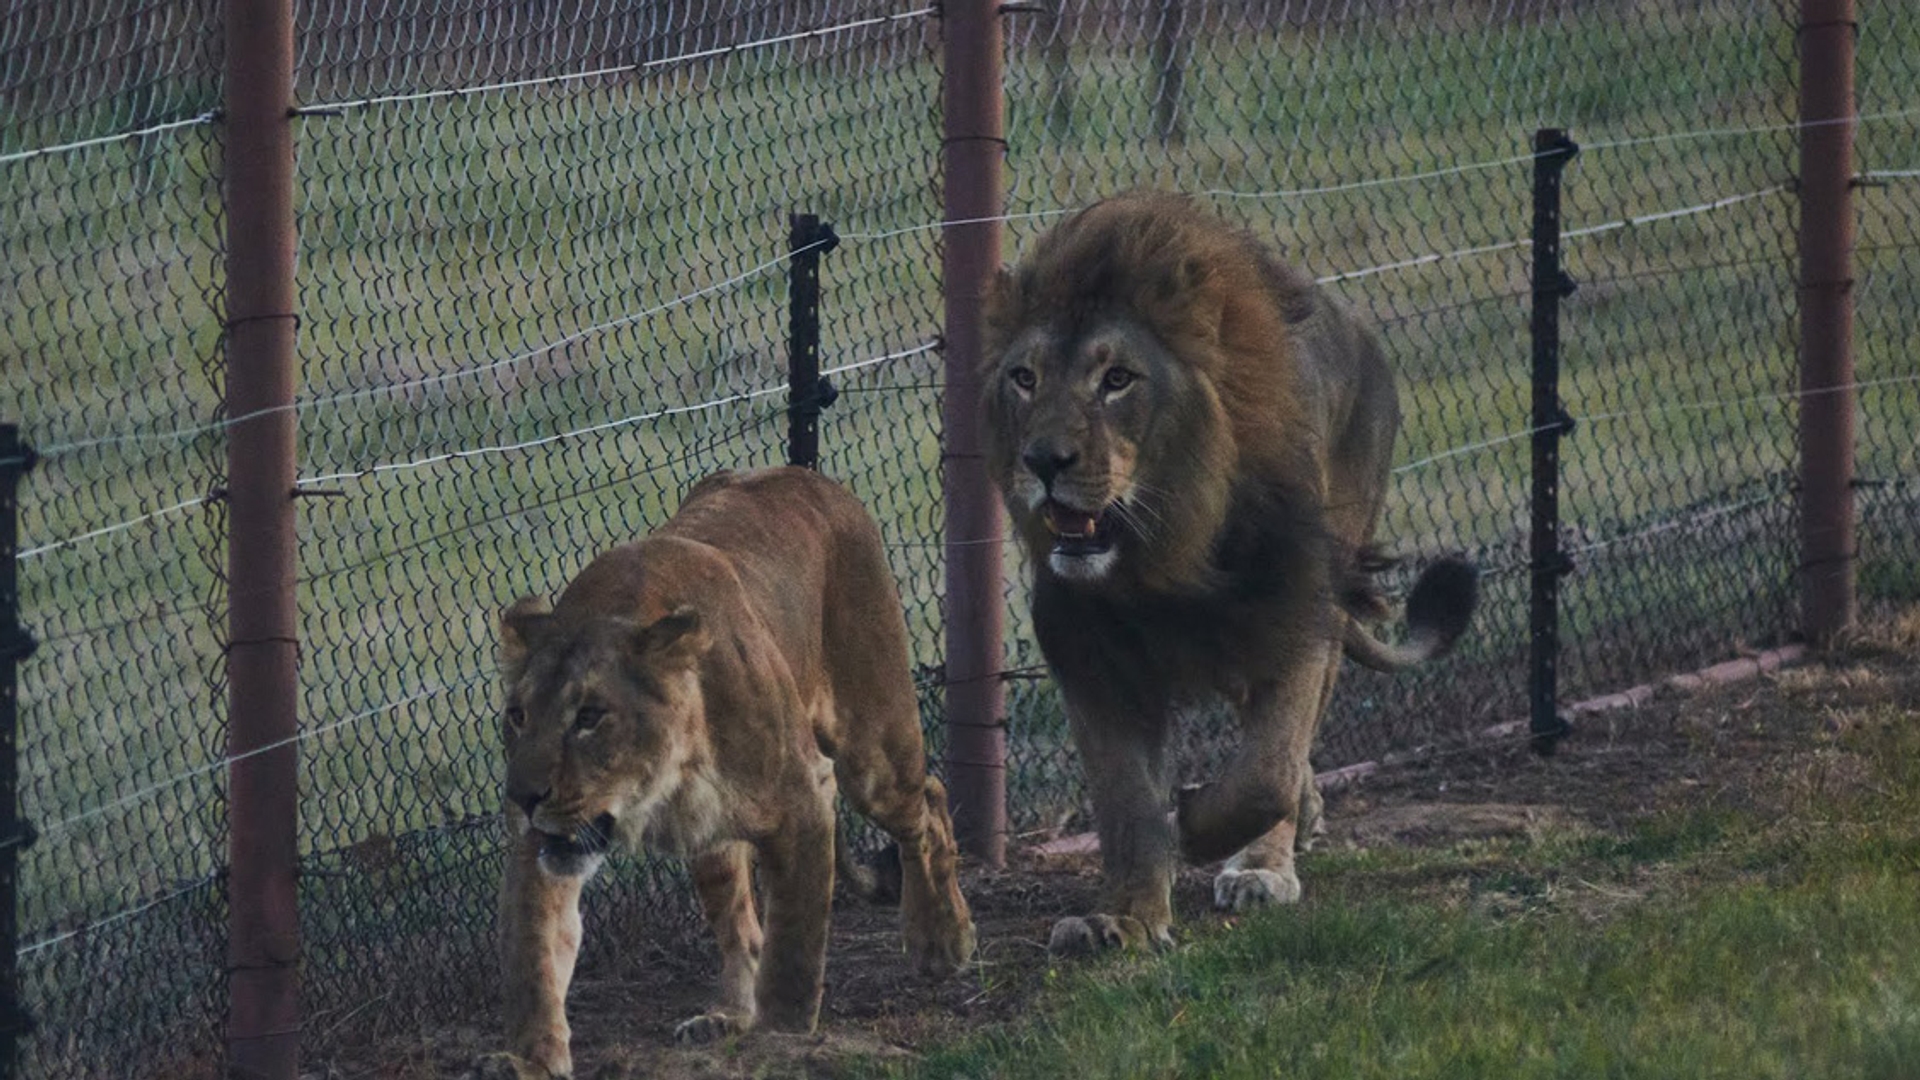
(224, 1, 301, 1076)
(1798, 0, 1857, 644)
(1529, 128, 1579, 754)
(1, 426, 38, 1080)
(787, 213, 840, 471)
(941, 0, 1009, 866)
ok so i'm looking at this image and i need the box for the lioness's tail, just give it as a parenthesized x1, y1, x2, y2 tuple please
(1342, 557, 1479, 673)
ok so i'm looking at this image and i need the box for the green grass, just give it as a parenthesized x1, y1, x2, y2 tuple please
(887, 707, 1920, 1080)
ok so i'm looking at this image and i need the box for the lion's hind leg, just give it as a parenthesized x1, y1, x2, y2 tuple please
(675, 842, 763, 1045)
(1210, 638, 1341, 912)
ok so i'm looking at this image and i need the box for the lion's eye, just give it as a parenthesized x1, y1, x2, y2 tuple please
(1008, 366, 1036, 392)
(573, 706, 606, 733)
(503, 706, 525, 734)
(1101, 367, 1136, 393)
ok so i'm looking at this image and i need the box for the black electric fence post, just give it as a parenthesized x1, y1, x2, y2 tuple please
(1529, 129, 1579, 755)
(0, 424, 39, 1078)
(787, 213, 840, 470)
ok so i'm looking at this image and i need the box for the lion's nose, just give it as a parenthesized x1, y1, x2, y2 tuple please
(1022, 446, 1079, 487)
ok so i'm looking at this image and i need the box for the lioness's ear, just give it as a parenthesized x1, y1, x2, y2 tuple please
(633, 605, 712, 671)
(499, 596, 553, 672)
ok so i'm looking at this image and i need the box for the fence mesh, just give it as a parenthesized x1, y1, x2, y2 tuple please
(4, 2, 230, 1075)
(0, 1, 1915, 1076)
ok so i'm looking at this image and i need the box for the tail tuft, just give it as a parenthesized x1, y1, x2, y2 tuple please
(1405, 557, 1478, 653)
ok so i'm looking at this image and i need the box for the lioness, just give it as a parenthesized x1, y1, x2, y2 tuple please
(476, 467, 974, 1079)
(983, 192, 1478, 953)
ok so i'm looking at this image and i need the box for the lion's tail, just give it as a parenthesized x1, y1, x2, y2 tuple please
(1341, 557, 1479, 673)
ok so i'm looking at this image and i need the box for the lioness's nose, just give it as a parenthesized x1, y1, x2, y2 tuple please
(510, 786, 550, 818)
(1022, 446, 1078, 487)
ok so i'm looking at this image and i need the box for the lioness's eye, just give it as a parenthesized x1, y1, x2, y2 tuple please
(574, 706, 606, 732)
(503, 706, 525, 734)
(1101, 367, 1136, 393)
(1008, 366, 1036, 392)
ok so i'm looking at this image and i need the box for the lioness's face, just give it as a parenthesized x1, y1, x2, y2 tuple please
(498, 602, 710, 878)
(987, 318, 1199, 583)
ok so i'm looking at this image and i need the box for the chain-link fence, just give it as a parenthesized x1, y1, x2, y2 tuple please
(1, 2, 1915, 1077)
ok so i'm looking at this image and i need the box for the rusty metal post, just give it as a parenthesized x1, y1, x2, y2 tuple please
(224, 1, 301, 1076)
(1798, 0, 1857, 644)
(941, 0, 1008, 865)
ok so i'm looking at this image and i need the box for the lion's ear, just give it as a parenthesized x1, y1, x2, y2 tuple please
(1163, 255, 1224, 342)
(633, 605, 712, 671)
(499, 596, 553, 672)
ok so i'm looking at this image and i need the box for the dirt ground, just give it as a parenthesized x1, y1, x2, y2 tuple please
(315, 607, 1920, 1080)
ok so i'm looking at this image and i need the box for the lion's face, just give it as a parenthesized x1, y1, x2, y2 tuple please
(985, 314, 1232, 587)
(498, 600, 711, 878)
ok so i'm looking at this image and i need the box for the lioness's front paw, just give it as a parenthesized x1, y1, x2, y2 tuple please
(673, 1010, 750, 1045)
(1046, 913, 1171, 957)
(462, 1051, 564, 1080)
(1212, 866, 1302, 912)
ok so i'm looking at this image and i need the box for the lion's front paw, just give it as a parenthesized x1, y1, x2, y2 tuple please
(1212, 866, 1302, 911)
(463, 1051, 564, 1080)
(1046, 913, 1171, 957)
(673, 1010, 750, 1045)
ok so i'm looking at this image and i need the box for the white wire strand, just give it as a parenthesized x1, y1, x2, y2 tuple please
(39, 248, 807, 459)
(22, 673, 491, 852)
(1320, 184, 1787, 286)
(18, 494, 215, 560)
(19, 340, 939, 559)
(298, 7, 937, 114)
(17, 874, 218, 959)
(29, 105, 1920, 463)
(0, 111, 219, 167)
(1566, 492, 1787, 557)
(291, 340, 937, 487)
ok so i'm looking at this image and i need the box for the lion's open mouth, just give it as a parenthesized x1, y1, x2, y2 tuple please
(1042, 500, 1115, 558)
(537, 812, 616, 863)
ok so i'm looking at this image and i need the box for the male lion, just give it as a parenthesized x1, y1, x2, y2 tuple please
(983, 192, 1478, 953)
(474, 467, 975, 1079)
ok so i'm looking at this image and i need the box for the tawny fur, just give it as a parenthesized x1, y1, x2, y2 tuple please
(983, 191, 1476, 952)
(472, 468, 975, 1080)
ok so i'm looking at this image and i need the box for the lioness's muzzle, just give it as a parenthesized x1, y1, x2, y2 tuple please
(538, 812, 616, 862)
